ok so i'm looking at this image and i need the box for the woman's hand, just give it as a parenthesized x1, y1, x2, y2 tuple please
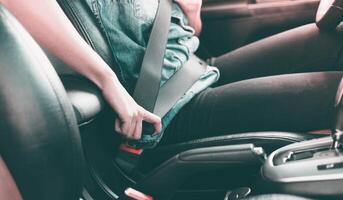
(175, 0, 203, 35)
(101, 74, 162, 140)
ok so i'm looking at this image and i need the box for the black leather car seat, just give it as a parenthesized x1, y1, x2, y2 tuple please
(0, 5, 84, 200)
(55, 0, 320, 169)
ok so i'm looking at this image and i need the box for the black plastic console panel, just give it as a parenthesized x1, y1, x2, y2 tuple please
(263, 136, 343, 196)
(137, 144, 266, 199)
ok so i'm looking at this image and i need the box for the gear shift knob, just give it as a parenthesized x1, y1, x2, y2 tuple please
(332, 78, 343, 149)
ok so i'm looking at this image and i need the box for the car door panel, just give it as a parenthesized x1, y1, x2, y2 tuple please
(200, 0, 319, 57)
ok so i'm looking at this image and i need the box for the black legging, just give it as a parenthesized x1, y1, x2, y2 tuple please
(162, 23, 343, 145)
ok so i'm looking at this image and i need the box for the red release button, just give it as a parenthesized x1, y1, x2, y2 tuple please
(119, 144, 143, 155)
(125, 188, 153, 200)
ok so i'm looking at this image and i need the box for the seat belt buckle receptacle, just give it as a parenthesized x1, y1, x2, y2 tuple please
(115, 143, 143, 175)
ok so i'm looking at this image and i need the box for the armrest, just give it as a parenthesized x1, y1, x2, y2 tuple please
(61, 76, 104, 126)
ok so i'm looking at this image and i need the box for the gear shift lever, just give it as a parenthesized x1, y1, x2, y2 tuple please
(332, 78, 343, 149)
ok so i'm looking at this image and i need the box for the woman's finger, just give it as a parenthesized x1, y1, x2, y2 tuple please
(133, 119, 143, 140)
(115, 117, 133, 138)
(127, 119, 137, 139)
(115, 118, 121, 133)
(143, 111, 162, 134)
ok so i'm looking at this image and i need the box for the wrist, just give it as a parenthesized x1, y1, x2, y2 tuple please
(97, 70, 120, 91)
(85, 60, 120, 91)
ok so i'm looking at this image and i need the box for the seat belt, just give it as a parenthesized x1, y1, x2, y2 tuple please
(132, 0, 173, 114)
(154, 55, 207, 117)
(132, 0, 207, 119)
(130, 0, 207, 141)
(117, 1, 207, 196)
(133, 0, 207, 137)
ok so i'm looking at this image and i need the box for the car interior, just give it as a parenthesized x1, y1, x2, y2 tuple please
(1, 0, 343, 199)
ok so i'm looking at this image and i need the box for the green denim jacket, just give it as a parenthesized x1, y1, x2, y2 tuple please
(85, 0, 219, 148)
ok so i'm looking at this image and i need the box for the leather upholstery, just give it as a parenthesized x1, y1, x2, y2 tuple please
(0, 6, 84, 200)
(57, 0, 113, 65)
(61, 76, 104, 126)
(56, 0, 124, 84)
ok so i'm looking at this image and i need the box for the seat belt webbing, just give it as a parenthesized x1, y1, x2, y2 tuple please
(132, 0, 173, 114)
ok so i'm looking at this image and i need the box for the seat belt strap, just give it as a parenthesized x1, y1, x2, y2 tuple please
(154, 55, 207, 117)
(133, 0, 207, 135)
(132, 0, 173, 113)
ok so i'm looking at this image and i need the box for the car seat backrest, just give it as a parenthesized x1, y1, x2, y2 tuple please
(0, 5, 85, 200)
(54, 0, 124, 80)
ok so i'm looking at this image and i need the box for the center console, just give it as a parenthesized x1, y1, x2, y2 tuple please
(262, 136, 343, 196)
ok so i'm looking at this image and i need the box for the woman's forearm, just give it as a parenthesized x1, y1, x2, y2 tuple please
(2, 0, 119, 89)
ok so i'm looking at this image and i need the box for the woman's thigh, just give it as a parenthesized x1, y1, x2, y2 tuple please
(213, 23, 343, 85)
(162, 71, 343, 145)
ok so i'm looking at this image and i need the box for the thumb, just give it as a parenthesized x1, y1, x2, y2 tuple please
(142, 110, 162, 134)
